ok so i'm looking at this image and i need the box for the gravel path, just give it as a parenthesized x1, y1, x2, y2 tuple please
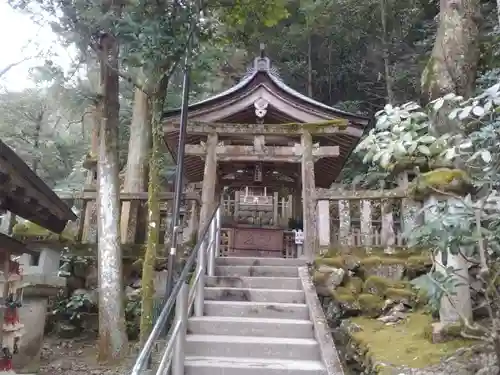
(39, 336, 139, 375)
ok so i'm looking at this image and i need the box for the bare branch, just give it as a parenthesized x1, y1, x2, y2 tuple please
(0, 56, 37, 79)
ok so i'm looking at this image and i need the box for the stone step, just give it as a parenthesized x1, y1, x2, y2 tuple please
(184, 356, 326, 375)
(204, 287, 305, 303)
(187, 316, 314, 338)
(215, 257, 306, 267)
(205, 276, 302, 290)
(215, 265, 299, 277)
(185, 335, 320, 361)
(204, 300, 309, 320)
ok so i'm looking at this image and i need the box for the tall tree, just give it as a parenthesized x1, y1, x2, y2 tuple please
(95, 28, 129, 363)
(419, 0, 481, 328)
(421, 0, 480, 104)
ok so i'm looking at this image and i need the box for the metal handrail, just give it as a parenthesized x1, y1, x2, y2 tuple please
(130, 203, 222, 375)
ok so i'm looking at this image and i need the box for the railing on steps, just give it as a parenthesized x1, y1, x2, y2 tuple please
(130, 203, 222, 375)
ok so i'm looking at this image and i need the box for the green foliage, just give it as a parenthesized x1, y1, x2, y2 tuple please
(360, 80, 500, 316)
(355, 102, 458, 170)
(125, 295, 141, 340)
(0, 86, 90, 187)
(217, 0, 289, 29)
(410, 271, 459, 314)
(52, 290, 94, 323)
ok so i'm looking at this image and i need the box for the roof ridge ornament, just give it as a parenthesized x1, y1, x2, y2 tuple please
(254, 42, 271, 72)
(254, 98, 268, 123)
(240, 44, 282, 82)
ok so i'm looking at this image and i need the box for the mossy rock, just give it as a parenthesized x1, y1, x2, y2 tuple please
(344, 276, 364, 295)
(406, 255, 432, 279)
(332, 287, 356, 302)
(409, 168, 474, 200)
(426, 322, 487, 342)
(357, 294, 384, 317)
(363, 276, 392, 296)
(315, 256, 345, 269)
(323, 246, 425, 260)
(349, 312, 478, 370)
(360, 256, 406, 267)
(385, 287, 416, 304)
(360, 256, 406, 281)
(83, 152, 98, 169)
(332, 288, 361, 313)
(12, 221, 76, 242)
(312, 270, 330, 285)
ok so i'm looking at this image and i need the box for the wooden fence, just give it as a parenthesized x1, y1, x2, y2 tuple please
(316, 188, 415, 248)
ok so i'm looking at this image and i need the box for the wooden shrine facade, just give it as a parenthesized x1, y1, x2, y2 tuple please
(162, 50, 369, 258)
(0, 139, 76, 372)
(0, 140, 76, 233)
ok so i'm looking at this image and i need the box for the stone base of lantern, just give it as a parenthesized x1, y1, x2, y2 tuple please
(12, 275, 64, 374)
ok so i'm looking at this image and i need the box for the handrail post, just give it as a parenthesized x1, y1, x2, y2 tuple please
(172, 282, 188, 375)
(215, 207, 221, 259)
(194, 235, 206, 317)
(207, 214, 217, 277)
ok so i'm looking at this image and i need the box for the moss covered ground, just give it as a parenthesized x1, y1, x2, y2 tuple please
(350, 312, 477, 373)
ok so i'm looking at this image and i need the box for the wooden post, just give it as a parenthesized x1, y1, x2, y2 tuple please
(338, 200, 351, 246)
(198, 133, 218, 239)
(287, 194, 293, 224)
(381, 199, 395, 253)
(82, 171, 97, 243)
(184, 200, 199, 243)
(360, 200, 372, 248)
(234, 191, 240, 221)
(300, 130, 317, 259)
(317, 200, 330, 247)
(273, 192, 279, 226)
(424, 195, 472, 325)
(0, 212, 14, 235)
(397, 171, 421, 237)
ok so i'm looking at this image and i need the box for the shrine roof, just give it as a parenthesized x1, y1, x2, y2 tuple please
(0, 140, 77, 233)
(162, 53, 369, 125)
(162, 50, 371, 187)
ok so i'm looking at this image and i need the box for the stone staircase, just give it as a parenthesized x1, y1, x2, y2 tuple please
(183, 256, 328, 375)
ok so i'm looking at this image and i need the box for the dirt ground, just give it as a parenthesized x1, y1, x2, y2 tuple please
(38, 336, 139, 375)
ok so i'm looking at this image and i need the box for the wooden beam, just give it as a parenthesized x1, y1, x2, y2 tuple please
(56, 191, 200, 202)
(0, 163, 68, 220)
(164, 120, 360, 136)
(185, 144, 339, 162)
(315, 188, 407, 200)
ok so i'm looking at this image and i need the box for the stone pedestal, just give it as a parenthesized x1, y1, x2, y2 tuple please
(423, 196, 472, 326)
(13, 275, 65, 374)
(13, 249, 65, 374)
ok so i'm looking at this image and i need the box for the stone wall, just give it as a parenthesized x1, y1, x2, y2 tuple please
(311, 247, 488, 374)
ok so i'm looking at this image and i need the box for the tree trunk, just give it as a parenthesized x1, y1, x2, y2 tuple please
(96, 33, 128, 362)
(120, 87, 151, 243)
(139, 78, 168, 344)
(420, 0, 480, 331)
(307, 34, 313, 97)
(497, 0, 500, 26)
(421, 0, 480, 105)
(32, 111, 43, 173)
(380, 0, 395, 103)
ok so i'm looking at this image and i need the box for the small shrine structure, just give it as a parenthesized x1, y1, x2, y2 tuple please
(0, 140, 76, 373)
(163, 48, 369, 258)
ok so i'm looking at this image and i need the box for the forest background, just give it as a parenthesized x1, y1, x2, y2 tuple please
(2, 0, 500, 363)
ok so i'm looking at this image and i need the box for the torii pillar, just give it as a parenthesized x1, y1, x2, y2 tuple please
(198, 132, 218, 239)
(301, 130, 317, 260)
